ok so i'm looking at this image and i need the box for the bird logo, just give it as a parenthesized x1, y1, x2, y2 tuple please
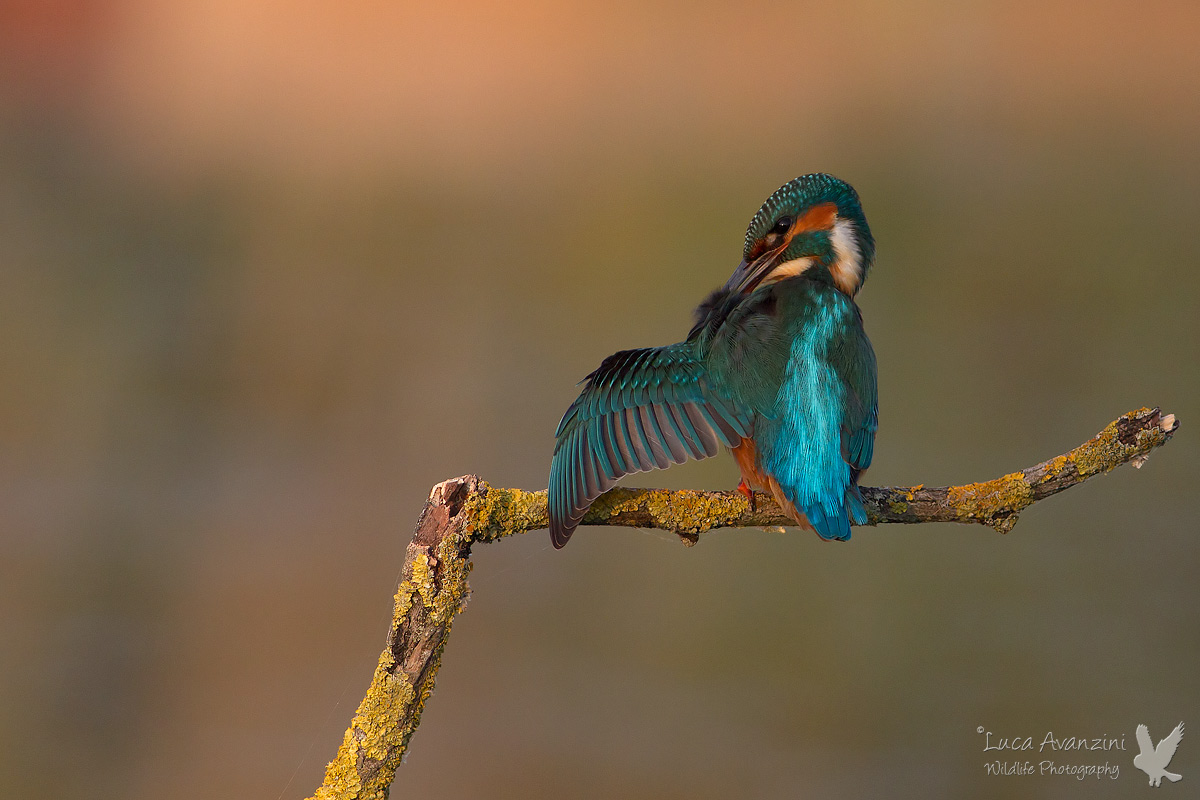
(1134, 722, 1185, 787)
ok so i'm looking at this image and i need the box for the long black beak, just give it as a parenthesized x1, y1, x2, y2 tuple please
(723, 250, 780, 294)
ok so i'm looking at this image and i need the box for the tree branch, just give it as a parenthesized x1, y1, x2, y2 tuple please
(308, 407, 1178, 799)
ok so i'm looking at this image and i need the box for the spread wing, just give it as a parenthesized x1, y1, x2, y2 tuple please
(548, 343, 751, 548)
(1156, 722, 1185, 763)
(1136, 724, 1155, 757)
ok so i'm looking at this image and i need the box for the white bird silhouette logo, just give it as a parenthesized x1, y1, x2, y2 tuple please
(1134, 722, 1185, 787)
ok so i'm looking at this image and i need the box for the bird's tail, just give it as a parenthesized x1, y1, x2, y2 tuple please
(803, 502, 851, 541)
(1163, 771, 1182, 782)
(798, 486, 868, 542)
(846, 485, 869, 526)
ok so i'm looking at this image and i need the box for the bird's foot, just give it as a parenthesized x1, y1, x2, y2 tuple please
(737, 479, 757, 512)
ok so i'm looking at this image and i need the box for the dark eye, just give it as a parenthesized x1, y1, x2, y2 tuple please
(764, 215, 793, 246)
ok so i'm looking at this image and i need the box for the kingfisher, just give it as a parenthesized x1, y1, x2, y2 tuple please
(548, 173, 877, 548)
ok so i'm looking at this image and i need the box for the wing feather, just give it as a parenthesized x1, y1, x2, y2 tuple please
(828, 307, 878, 479)
(653, 403, 688, 463)
(1136, 724, 1154, 756)
(602, 413, 627, 474)
(641, 405, 673, 469)
(613, 408, 638, 470)
(1157, 722, 1185, 761)
(548, 343, 751, 547)
(589, 417, 614, 479)
(670, 403, 705, 460)
(685, 403, 720, 457)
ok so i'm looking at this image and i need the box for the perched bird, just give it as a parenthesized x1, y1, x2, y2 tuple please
(1134, 722, 1185, 787)
(548, 173, 878, 548)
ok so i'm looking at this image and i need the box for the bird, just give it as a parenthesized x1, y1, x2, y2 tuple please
(547, 173, 877, 548)
(1134, 722, 1184, 787)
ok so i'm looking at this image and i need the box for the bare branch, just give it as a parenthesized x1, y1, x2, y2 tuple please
(309, 407, 1178, 799)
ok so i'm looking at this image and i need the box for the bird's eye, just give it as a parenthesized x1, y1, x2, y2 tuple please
(764, 215, 793, 246)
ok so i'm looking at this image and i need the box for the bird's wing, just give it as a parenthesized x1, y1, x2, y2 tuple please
(1136, 724, 1154, 757)
(1156, 722, 1185, 763)
(549, 343, 751, 547)
(827, 307, 878, 476)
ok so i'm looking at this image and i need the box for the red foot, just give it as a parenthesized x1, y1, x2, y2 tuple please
(737, 479, 757, 512)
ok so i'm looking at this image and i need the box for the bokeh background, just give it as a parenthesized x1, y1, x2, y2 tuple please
(2, 2, 1197, 798)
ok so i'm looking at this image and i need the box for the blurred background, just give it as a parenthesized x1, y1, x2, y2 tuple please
(1, 1, 1197, 798)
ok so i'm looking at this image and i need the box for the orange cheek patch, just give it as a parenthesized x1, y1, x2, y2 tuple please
(787, 202, 838, 241)
(749, 202, 839, 258)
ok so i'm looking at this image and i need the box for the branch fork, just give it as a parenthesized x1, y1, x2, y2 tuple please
(310, 407, 1178, 799)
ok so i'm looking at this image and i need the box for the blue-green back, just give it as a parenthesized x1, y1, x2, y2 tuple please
(705, 274, 877, 539)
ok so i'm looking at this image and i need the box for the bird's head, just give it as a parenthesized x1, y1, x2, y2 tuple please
(725, 173, 875, 297)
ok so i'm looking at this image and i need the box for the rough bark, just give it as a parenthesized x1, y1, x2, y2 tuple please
(309, 406, 1178, 799)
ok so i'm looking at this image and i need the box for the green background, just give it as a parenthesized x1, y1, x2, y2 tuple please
(1, 2, 1196, 798)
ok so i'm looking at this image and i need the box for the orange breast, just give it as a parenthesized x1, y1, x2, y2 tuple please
(730, 438, 814, 532)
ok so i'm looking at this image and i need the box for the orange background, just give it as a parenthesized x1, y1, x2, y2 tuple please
(1, 2, 1197, 797)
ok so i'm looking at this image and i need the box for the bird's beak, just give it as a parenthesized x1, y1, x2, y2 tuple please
(723, 249, 780, 294)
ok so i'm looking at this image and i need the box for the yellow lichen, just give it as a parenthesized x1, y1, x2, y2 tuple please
(1073, 420, 1123, 476)
(1043, 453, 1073, 477)
(312, 656, 417, 800)
(465, 484, 547, 541)
(589, 486, 751, 535)
(392, 580, 415, 621)
(946, 471, 1034, 523)
(310, 501, 476, 799)
(311, 409, 1181, 798)
(426, 547, 471, 625)
(408, 553, 436, 609)
(1070, 408, 1170, 478)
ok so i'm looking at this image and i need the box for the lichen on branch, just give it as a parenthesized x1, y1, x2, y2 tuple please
(469, 406, 1178, 540)
(308, 407, 1178, 800)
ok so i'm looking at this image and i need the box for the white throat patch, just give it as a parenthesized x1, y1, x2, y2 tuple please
(829, 218, 863, 295)
(762, 256, 815, 286)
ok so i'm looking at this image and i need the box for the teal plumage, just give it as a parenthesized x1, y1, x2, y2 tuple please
(548, 344, 753, 537)
(728, 277, 877, 539)
(549, 174, 878, 547)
